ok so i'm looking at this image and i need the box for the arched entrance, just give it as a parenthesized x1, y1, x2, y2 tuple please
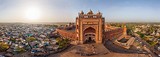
(83, 27, 96, 44)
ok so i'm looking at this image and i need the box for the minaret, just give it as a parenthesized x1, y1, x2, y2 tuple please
(123, 25, 127, 36)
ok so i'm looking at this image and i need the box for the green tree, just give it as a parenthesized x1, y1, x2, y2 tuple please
(126, 24, 135, 35)
(15, 47, 26, 53)
(26, 37, 36, 42)
(10, 38, 16, 43)
(0, 42, 9, 52)
(140, 34, 145, 38)
(148, 26, 154, 34)
(147, 41, 158, 46)
(56, 38, 62, 42)
(56, 38, 69, 49)
(136, 32, 145, 38)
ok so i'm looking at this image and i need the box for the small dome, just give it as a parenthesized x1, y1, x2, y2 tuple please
(97, 11, 101, 15)
(87, 10, 93, 14)
(80, 10, 84, 14)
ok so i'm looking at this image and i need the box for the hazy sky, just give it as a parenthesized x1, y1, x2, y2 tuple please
(0, 0, 160, 22)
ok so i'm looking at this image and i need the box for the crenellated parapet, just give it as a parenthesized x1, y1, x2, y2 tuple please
(77, 10, 104, 19)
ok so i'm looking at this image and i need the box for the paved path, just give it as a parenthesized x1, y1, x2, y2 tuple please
(49, 43, 149, 57)
(105, 40, 141, 53)
(13, 51, 31, 57)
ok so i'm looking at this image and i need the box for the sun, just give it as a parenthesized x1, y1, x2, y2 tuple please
(25, 7, 41, 21)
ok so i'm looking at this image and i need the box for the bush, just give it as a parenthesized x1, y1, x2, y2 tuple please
(56, 38, 69, 49)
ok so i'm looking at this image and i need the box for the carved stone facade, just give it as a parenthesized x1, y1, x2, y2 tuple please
(56, 10, 127, 45)
(76, 10, 105, 44)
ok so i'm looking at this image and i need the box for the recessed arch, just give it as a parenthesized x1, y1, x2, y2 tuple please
(76, 10, 105, 44)
(83, 27, 96, 43)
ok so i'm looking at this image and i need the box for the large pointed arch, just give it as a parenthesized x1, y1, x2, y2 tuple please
(83, 27, 96, 43)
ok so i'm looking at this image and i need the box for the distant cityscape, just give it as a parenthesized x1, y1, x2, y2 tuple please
(0, 11, 159, 57)
(0, 0, 160, 57)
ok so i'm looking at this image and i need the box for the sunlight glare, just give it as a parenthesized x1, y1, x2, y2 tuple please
(25, 7, 41, 21)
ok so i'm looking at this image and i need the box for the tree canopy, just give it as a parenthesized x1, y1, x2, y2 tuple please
(0, 42, 9, 52)
(26, 37, 36, 42)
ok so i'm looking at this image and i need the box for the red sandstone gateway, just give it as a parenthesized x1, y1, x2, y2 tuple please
(57, 10, 127, 45)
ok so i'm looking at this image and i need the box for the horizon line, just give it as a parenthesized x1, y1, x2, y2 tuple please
(0, 21, 160, 23)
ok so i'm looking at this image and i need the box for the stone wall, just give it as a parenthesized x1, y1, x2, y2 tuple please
(57, 27, 126, 42)
(104, 28, 124, 40)
(56, 29, 77, 40)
